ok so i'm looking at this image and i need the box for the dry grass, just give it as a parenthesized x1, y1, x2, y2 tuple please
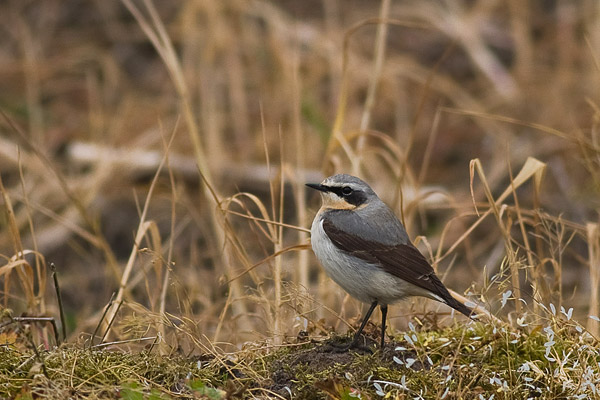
(1, 0, 600, 398)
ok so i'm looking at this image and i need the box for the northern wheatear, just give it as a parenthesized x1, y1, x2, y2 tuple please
(307, 174, 473, 350)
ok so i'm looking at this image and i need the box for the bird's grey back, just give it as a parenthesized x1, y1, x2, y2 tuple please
(323, 198, 410, 245)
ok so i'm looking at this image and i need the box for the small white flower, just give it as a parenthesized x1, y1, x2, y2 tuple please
(465, 300, 477, 308)
(517, 316, 528, 327)
(501, 290, 512, 308)
(517, 363, 530, 372)
(440, 387, 449, 399)
(560, 306, 573, 320)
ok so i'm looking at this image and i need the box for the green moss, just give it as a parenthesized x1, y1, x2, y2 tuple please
(0, 344, 217, 398)
(250, 320, 600, 399)
(1, 320, 598, 399)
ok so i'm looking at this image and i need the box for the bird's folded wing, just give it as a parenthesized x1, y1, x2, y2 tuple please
(322, 218, 455, 303)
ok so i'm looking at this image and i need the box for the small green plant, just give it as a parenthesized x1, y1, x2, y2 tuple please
(120, 382, 169, 400)
(187, 380, 226, 400)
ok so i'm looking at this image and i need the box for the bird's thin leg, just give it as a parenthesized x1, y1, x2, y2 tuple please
(347, 300, 378, 348)
(380, 305, 388, 350)
(324, 301, 378, 352)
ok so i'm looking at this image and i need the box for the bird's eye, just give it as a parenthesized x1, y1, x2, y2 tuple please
(341, 186, 353, 195)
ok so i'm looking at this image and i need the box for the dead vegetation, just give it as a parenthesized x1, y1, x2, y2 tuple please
(1, 0, 600, 398)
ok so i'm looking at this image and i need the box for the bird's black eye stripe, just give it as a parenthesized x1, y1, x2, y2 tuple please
(327, 186, 349, 198)
(326, 185, 367, 206)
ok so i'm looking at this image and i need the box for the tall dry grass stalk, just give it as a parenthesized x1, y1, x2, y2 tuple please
(355, 0, 391, 171)
(472, 159, 521, 315)
(587, 223, 600, 337)
(0, 175, 35, 308)
(102, 126, 175, 338)
(291, 49, 310, 299)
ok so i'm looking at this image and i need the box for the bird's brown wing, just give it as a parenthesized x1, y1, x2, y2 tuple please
(322, 218, 472, 316)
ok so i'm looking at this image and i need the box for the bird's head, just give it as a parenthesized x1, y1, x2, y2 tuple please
(306, 174, 377, 211)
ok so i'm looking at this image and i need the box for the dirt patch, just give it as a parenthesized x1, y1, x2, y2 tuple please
(266, 335, 421, 399)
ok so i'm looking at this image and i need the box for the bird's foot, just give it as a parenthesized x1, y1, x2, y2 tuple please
(322, 336, 373, 353)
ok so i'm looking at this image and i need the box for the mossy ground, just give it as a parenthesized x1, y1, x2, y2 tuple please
(2, 318, 598, 399)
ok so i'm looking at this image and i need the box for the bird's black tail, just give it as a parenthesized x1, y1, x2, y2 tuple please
(446, 296, 476, 320)
(429, 276, 477, 319)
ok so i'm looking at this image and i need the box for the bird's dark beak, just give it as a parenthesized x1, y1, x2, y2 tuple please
(306, 183, 327, 192)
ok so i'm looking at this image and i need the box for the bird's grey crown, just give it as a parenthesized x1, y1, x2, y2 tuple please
(322, 174, 376, 195)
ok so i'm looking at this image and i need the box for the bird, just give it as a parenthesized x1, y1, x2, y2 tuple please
(306, 174, 473, 350)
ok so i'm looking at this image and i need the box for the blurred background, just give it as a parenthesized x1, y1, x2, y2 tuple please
(0, 0, 599, 351)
